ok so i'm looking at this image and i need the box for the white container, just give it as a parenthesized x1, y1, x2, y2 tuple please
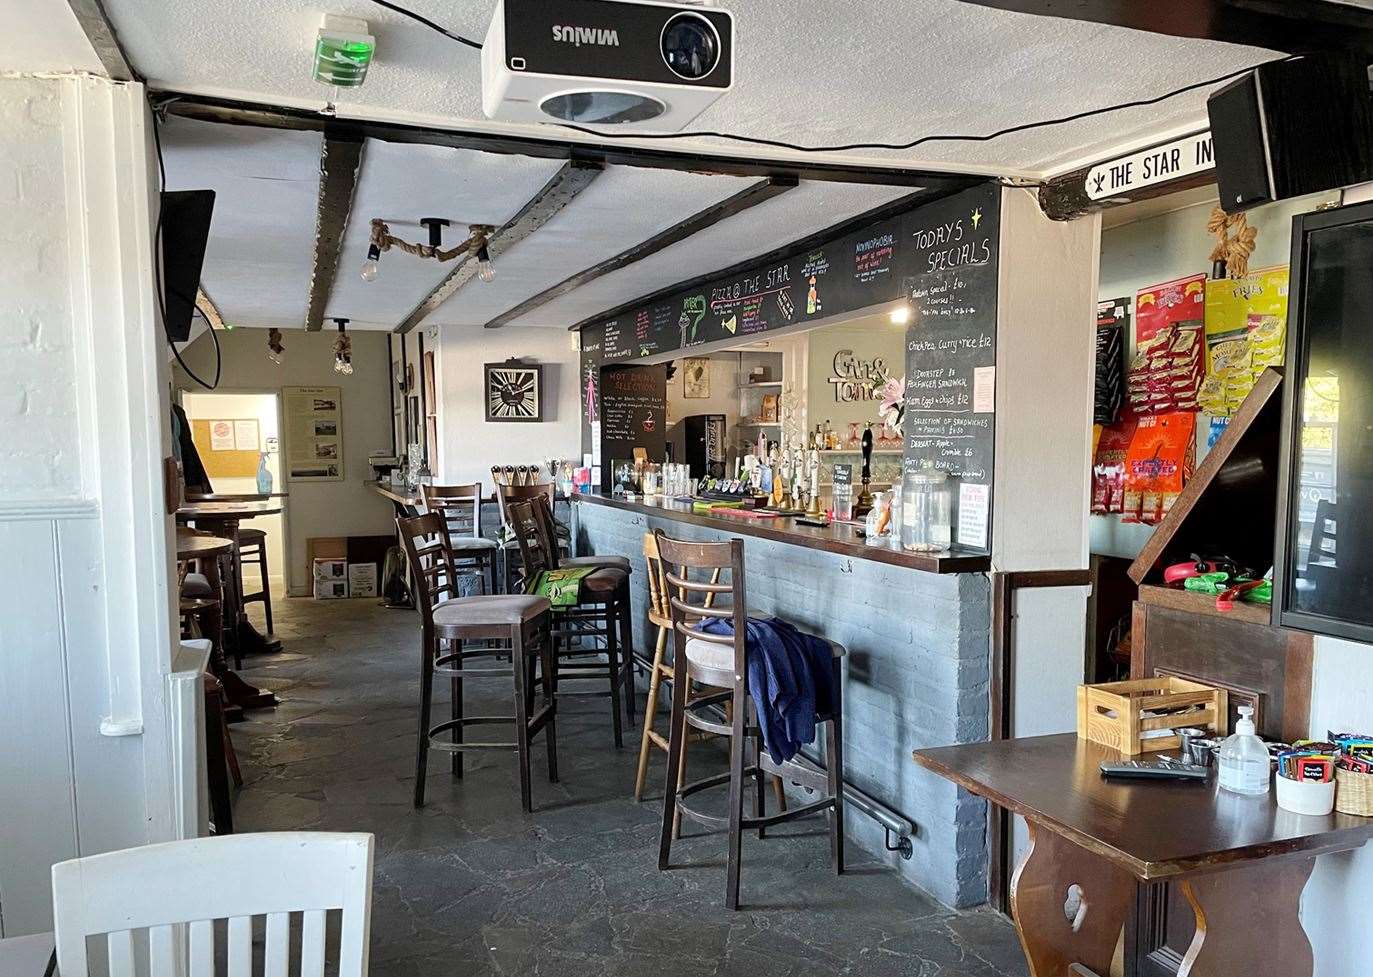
(901, 468, 953, 552)
(1276, 774, 1336, 816)
(347, 563, 378, 598)
(1218, 705, 1271, 796)
(313, 557, 347, 581)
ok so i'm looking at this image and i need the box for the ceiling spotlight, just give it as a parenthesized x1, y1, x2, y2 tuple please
(267, 327, 285, 364)
(889, 306, 911, 326)
(476, 242, 495, 283)
(314, 14, 374, 88)
(360, 243, 381, 282)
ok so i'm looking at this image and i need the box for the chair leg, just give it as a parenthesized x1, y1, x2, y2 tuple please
(751, 726, 767, 841)
(512, 623, 533, 813)
(634, 626, 669, 801)
(450, 640, 463, 779)
(826, 657, 845, 876)
(725, 681, 749, 910)
(673, 698, 692, 840)
(257, 546, 274, 635)
(540, 625, 558, 783)
(222, 712, 243, 788)
(771, 775, 788, 814)
(618, 583, 636, 729)
(414, 632, 435, 809)
(605, 603, 623, 749)
(657, 644, 690, 870)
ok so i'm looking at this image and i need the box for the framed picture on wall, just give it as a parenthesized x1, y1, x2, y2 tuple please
(682, 357, 710, 398)
(485, 361, 543, 422)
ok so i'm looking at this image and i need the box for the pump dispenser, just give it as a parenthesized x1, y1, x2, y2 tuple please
(1218, 706, 1270, 795)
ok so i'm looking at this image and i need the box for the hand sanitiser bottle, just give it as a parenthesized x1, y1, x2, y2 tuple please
(1219, 706, 1270, 795)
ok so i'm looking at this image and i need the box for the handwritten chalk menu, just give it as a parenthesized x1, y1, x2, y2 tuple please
(901, 184, 1000, 552)
(579, 327, 605, 456)
(599, 364, 667, 491)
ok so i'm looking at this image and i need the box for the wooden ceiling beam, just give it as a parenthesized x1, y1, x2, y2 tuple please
(305, 132, 365, 332)
(951, 1, 1373, 55)
(482, 177, 797, 329)
(394, 160, 603, 335)
(66, 0, 138, 81)
(158, 93, 987, 192)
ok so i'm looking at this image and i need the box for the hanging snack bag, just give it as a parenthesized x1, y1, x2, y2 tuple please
(1092, 420, 1137, 515)
(1123, 412, 1195, 525)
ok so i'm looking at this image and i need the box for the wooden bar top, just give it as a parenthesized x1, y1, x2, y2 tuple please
(574, 491, 990, 574)
(913, 733, 1373, 880)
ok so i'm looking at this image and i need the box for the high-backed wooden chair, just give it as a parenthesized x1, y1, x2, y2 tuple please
(508, 499, 632, 747)
(654, 530, 845, 910)
(52, 832, 375, 977)
(398, 511, 557, 812)
(422, 482, 500, 594)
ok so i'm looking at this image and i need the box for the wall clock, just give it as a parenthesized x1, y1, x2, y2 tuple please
(484, 361, 543, 422)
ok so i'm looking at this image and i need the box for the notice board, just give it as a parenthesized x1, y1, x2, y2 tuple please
(901, 184, 1000, 552)
(284, 385, 343, 481)
(599, 364, 667, 490)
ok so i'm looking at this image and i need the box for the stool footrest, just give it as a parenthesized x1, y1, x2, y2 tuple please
(762, 756, 828, 793)
(429, 739, 517, 753)
(434, 665, 516, 678)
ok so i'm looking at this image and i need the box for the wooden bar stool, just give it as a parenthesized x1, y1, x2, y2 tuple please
(398, 511, 558, 813)
(655, 531, 846, 910)
(237, 527, 274, 637)
(633, 532, 786, 831)
(422, 482, 500, 595)
(507, 498, 631, 748)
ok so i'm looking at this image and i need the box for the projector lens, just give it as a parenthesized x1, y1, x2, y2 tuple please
(540, 91, 665, 124)
(660, 13, 719, 80)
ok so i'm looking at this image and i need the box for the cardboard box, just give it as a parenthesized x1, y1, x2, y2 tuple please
(347, 563, 378, 598)
(313, 557, 347, 582)
(314, 578, 348, 599)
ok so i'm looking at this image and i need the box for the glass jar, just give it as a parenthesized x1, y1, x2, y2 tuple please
(901, 468, 953, 552)
(641, 464, 660, 496)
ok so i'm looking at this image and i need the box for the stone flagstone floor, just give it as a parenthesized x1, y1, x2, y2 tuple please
(230, 595, 1029, 977)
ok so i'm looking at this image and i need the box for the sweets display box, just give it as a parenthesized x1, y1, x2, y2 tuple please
(1077, 676, 1228, 756)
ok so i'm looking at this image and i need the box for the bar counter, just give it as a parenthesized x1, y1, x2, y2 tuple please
(572, 492, 990, 574)
(570, 490, 994, 907)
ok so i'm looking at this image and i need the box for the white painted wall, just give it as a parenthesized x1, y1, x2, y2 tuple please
(173, 328, 394, 594)
(436, 324, 582, 489)
(0, 75, 179, 936)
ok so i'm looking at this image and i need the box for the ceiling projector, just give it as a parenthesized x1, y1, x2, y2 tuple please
(482, 0, 734, 130)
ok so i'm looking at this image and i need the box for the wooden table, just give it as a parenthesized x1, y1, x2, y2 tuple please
(914, 734, 1373, 977)
(176, 530, 276, 711)
(177, 498, 283, 659)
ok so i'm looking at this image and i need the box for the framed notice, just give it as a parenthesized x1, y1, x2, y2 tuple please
(284, 385, 343, 481)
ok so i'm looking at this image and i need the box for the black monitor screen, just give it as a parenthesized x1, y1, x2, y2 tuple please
(160, 189, 215, 343)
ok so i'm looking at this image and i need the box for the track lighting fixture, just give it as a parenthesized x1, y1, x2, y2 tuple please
(363, 218, 497, 284)
(332, 317, 354, 376)
(267, 327, 285, 364)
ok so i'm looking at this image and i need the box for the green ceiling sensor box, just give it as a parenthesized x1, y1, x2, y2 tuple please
(314, 14, 375, 88)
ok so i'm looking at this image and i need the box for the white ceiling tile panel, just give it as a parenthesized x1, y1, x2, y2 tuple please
(161, 116, 322, 330)
(520, 181, 915, 328)
(422, 166, 756, 327)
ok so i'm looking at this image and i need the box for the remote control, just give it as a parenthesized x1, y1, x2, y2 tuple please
(1099, 758, 1208, 781)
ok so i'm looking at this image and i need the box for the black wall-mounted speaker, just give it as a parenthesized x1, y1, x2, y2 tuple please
(1208, 54, 1373, 213)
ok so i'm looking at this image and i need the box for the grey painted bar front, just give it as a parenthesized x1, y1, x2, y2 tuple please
(572, 495, 991, 908)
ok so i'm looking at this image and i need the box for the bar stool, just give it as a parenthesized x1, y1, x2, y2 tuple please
(507, 498, 631, 748)
(398, 511, 558, 813)
(654, 530, 846, 910)
(633, 532, 784, 830)
(238, 528, 274, 636)
(495, 481, 564, 594)
(421, 482, 500, 595)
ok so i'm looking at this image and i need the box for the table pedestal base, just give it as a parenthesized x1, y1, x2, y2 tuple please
(1011, 823, 1134, 977)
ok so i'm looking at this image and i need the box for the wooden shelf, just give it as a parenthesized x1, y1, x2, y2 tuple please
(1137, 583, 1272, 626)
(819, 448, 903, 455)
(738, 381, 783, 389)
(739, 419, 781, 426)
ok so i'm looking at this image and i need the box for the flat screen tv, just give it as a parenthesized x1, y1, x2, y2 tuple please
(1275, 199, 1373, 641)
(160, 189, 216, 343)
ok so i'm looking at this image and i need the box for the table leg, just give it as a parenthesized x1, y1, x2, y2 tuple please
(1009, 821, 1134, 977)
(1177, 856, 1315, 977)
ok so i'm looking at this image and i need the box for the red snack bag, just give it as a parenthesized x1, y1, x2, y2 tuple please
(1092, 420, 1137, 515)
(1123, 412, 1195, 525)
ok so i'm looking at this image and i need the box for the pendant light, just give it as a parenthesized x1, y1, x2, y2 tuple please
(332, 317, 354, 376)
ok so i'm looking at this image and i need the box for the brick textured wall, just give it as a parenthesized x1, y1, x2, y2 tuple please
(574, 501, 991, 908)
(0, 77, 81, 500)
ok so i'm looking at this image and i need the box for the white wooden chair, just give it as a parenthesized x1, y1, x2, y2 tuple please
(51, 832, 374, 977)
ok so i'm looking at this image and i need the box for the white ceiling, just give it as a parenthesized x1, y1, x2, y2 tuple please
(159, 116, 911, 331)
(4, 0, 104, 74)
(103, 0, 1277, 179)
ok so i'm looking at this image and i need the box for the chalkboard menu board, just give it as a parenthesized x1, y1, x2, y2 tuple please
(901, 184, 1000, 552)
(599, 364, 667, 490)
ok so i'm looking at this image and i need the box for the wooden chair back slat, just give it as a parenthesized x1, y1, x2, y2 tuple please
(301, 909, 328, 977)
(397, 512, 460, 625)
(422, 482, 484, 540)
(265, 911, 291, 977)
(654, 530, 748, 675)
(228, 915, 252, 977)
(149, 924, 176, 977)
(107, 930, 134, 977)
(188, 919, 214, 977)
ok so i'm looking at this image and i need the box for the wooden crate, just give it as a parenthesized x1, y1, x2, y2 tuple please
(1076, 677, 1228, 756)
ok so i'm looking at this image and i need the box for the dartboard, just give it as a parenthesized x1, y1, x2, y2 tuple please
(484, 363, 543, 422)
